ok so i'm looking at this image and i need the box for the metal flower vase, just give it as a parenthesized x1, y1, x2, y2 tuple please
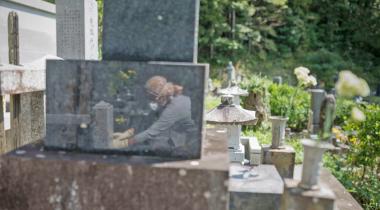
(298, 139, 334, 190)
(269, 116, 288, 149)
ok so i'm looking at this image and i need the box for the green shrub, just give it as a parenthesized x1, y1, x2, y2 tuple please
(324, 104, 380, 210)
(241, 75, 272, 128)
(335, 98, 356, 125)
(324, 154, 380, 210)
(205, 95, 220, 112)
(344, 104, 380, 170)
(268, 83, 310, 131)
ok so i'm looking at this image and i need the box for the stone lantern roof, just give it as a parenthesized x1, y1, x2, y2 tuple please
(218, 83, 248, 97)
(206, 95, 257, 125)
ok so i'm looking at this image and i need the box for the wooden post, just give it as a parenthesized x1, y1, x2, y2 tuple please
(0, 96, 5, 153)
(8, 94, 21, 151)
(8, 11, 19, 65)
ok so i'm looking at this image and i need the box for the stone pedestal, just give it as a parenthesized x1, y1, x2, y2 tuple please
(229, 164, 283, 210)
(280, 179, 336, 210)
(262, 145, 295, 179)
(226, 125, 245, 163)
(0, 128, 229, 210)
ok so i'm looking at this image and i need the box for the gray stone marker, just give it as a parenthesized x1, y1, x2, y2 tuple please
(102, 0, 199, 62)
(93, 101, 114, 149)
(56, 0, 98, 59)
(46, 60, 208, 159)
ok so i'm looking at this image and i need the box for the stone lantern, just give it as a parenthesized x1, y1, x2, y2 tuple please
(206, 95, 257, 163)
(218, 82, 248, 106)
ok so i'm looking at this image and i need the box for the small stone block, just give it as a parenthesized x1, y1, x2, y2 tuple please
(229, 164, 283, 210)
(262, 145, 295, 179)
(241, 136, 262, 165)
(229, 144, 245, 163)
(280, 179, 336, 210)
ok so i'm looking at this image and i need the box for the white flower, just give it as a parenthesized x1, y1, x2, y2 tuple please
(308, 75, 317, 87)
(358, 78, 370, 97)
(294, 66, 310, 79)
(294, 66, 316, 87)
(335, 71, 370, 97)
(351, 107, 366, 122)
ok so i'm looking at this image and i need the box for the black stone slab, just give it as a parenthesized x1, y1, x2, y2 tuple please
(46, 60, 208, 160)
(102, 0, 199, 62)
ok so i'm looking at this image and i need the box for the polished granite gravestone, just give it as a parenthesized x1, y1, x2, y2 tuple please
(45, 60, 208, 159)
(102, 0, 199, 62)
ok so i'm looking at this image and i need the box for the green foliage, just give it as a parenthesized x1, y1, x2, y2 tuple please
(324, 104, 380, 209)
(199, 0, 288, 68)
(324, 154, 380, 210)
(43, 0, 55, 3)
(241, 74, 271, 110)
(286, 137, 303, 164)
(241, 74, 272, 128)
(200, 0, 380, 89)
(335, 98, 356, 125)
(244, 128, 271, 145)
(268, 83, 310, 131)
(97, 0, 104, 58)
(344, 104, 380, 169)
(205, 95, 220, 112)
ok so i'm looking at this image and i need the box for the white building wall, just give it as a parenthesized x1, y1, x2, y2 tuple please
(0, 0, 56, 64)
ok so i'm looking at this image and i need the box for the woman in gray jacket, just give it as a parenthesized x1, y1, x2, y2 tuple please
(115, 76, 198, 157)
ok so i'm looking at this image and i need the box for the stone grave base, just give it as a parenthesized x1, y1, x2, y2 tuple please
(229, 164, 283, 210)
(0, 141, 228, 210)
(280, 179, 336, 210)
(262, 145, 295, 178)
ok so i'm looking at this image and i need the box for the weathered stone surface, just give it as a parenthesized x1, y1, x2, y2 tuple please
(262, 145, 295, 179)
(0, 128, 229, 210)
(102, 0, 199, 62)
(46, 60, 208, 159)
(30, 91, 45, 141)
(0, 65, 45, 95)
(56, 0, 98, 59)
(229, 164, 283, 210)
(280, 179, 336, 210)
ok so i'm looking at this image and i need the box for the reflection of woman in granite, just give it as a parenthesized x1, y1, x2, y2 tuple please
(115, 75, 198, 156)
